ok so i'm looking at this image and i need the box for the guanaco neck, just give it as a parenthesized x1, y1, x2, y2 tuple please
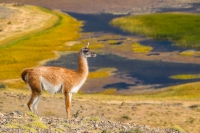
(77, 51, 89, 76)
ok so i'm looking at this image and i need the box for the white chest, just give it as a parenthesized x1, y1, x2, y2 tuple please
(70, 78, 86, 93)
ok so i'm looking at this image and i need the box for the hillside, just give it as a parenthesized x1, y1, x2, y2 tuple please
(0, 2, 199, 133)
(0, 3, 55, 45)
(0, 0, 199, 14)
(0, 91, 186, 133)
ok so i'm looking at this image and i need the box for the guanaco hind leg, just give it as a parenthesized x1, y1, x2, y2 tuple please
(32, 96, 40, 115)
(27, 94, 40, 115)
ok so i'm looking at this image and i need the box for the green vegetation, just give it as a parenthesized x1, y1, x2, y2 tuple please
(121, 115, 131, 120)
(0, 7, 82, 82)
(179, 50, 200, 56)
(111, 13, 200, 48)
(108, 40, 120, 45)
(99, 88, 117, 95)
(179, 50, 196, 56)
(3, 111, 64, 132)
(132, 42, 152, 53)
(88, 68, 117, 79)
(146, 82, 200, 99)
(5, 112, 47, 132)
(66, 43, 104, 51)
(74, 81, 200, 100)
(172, 125, 186, 132)
(170, 74, 200, 79)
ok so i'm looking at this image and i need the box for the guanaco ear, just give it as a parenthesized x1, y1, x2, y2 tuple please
(86, 42, 89, 48)
(81, 42, 89, 51)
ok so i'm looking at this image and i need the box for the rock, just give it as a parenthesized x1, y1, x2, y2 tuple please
(0, 112, 184, 133)
(10, 110, 21, 117)
(0, 112, 4, 117)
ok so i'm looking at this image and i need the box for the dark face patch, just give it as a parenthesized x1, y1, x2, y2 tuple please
(81, 47, 96, 58)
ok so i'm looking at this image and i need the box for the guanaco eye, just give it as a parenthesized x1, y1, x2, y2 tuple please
(83, 48, 90, 52)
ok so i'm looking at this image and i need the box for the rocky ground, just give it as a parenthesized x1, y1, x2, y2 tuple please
(1, 91, 200, 132)
(0, 111, 183, 133)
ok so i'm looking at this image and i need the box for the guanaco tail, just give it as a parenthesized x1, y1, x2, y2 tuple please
(21, 43, 96, 118)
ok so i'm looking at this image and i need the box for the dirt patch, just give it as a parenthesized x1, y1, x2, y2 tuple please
(0, 112, 180, 133)
(0, 91, 199, 132)
(0, 3, 53, 44)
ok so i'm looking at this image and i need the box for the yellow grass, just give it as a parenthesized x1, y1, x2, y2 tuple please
(108, 40, 120, 45)
(88, 68, 117, 79)
(98, 88, 117, 95)
(0, 6, 82, 83)
(179, 50, 196, 56)
(66, 43, 104, 51)
(132, 42, 152, 53)
(170, 74, 200, 80)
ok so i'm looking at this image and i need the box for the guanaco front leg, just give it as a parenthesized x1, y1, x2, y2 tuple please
(64, 92, 72, 119)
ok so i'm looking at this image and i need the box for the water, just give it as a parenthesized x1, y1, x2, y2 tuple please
(46, 53, 200, 90)
(67, 12, 186, 52)
(46, 8, 200, 91)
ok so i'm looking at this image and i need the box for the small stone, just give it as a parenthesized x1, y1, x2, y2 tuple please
(0, 118, 6, 124)
(0, 112, 4, 117)
(22, 104, 27, 107)
(94, 123, 98, 128)
(122, 125, 127, 130)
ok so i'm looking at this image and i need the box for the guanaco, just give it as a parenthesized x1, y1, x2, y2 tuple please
(21, 44, 96, 118)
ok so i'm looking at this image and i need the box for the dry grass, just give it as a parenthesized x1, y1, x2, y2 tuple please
(0, 4, 57, 45)
(0, 89, 200, 132)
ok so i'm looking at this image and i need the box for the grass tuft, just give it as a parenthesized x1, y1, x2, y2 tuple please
(131, 42, 152, 53)
(88, 68, 117, 79)
(170, 74, 200, 80)
(99, 88, 117, 95)
(171, 125, 186, 132)
(66, 43, 104, 51)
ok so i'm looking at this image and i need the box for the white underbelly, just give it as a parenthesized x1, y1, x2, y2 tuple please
(40, 76, 63, 94)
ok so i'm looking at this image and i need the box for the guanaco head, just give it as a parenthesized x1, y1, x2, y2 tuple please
(81, 42, 96, 58)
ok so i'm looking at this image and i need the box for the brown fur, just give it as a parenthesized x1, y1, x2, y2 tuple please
(21, 68, 32, 82)
(21, 47, 96, 118)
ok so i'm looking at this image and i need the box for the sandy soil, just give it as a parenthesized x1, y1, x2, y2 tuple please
(0, 3, 53, 44)
(0, 91, 200, 132)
